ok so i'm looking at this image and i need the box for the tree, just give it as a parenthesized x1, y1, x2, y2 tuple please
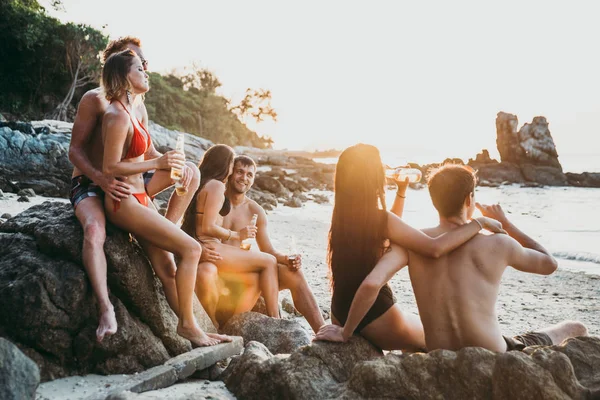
(51, 23, 107, 121)
(181, 64, 222, 93)
(230, 88, 278, 124)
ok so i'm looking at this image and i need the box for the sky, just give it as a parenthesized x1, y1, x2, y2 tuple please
(42, 0, 600, 163)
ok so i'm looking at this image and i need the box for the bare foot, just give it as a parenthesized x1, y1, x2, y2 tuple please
(177, 323, 220, 347)
(207, 333, 233, 342)
(97, 307, 117, 343)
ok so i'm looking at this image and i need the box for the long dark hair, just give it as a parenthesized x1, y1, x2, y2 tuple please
(181, 144, 235, 238)
(328, 144, 388, 290)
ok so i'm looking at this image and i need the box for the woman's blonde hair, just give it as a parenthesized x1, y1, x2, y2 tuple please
(101, 49, 138, 101)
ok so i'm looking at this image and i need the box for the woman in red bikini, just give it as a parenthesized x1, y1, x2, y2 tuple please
(101, 49, 230, 347)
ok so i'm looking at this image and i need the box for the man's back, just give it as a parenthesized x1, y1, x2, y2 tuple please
(408, 226, 511, 352)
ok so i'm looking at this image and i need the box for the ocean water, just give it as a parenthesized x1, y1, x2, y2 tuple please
(278, 185, 600, 277)
(315, 153, 600, 174)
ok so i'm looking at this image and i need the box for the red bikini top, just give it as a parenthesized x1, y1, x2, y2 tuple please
(113, 100, 152, 159)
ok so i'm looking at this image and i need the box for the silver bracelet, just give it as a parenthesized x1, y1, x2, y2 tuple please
(474, 219, 483, 230)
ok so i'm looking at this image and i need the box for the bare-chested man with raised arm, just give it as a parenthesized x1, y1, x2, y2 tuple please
(69, 36, 200, 342)
(196, 155, 325, 332)
(318, 164, 588, 351)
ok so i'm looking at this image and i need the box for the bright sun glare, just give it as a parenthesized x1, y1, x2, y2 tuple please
(42, 0, 600, 163)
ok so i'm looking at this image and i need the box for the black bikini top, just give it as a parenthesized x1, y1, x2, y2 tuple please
(219, 196, 231, 217)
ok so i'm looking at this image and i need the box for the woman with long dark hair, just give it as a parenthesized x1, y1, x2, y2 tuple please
(315, 144, 504, 350)
(182, 145, 280, 327)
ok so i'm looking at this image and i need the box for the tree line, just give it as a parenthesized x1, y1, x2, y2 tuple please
(0, 0, 275, 148)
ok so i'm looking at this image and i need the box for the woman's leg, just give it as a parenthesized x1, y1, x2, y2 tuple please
(105, 196, 224, 346)
(196, 262, 220, 328)
(212, 244, 280, 318)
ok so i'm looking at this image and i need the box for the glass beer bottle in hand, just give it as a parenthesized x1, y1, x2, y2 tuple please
(385, 167, 422, 183)
(240, 213, 258, 251)
(170, 133, 187, 196)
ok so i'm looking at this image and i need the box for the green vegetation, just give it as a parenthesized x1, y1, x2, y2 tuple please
(0, 0, 275, 148)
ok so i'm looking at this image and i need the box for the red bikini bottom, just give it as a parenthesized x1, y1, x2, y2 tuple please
(112, 192, 150, 212)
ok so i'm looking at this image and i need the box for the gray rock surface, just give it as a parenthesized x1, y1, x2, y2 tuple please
(221, 338, 382, 400)
(0, 202, 215, 381)
(221, 312, 311, 355)
(0, 337, 40, 400)
(222, 336, 600, 400)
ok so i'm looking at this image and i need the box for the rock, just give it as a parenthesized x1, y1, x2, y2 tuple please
(221, 312, 311, 355)
(311, 194, 330, 204)
(520, 164, 568, 186)
(475, 162, 525, 184)
(222, 336, 600, 399)
(284, 197, 303, 208)
(0, 122, 72, 197)
(253, 176, 290, 197)
(566, 172, 600, 188)
(17, 188, 36, 197)
(17, 178, 63, 197)
(280, 178, 304, 192)
(0, 120, 213, 199)
(246, 188, 278, 210)
(147, 122, 213, 166)
(0, 189, 4, 198)
(468, 149, 498, 167)
(0, 337, 40, 400)
(221, 338, 382, 400)
(1, 213, 11, 219)
(496, 112, 562, 169)
(281, 293, 302, 317)
(17, 196, 29, 202)
(0, 202, 217, 381)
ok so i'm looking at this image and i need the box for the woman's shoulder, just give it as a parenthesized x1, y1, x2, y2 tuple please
(203, 179, 226, 193)
(103, 103, 130, 125)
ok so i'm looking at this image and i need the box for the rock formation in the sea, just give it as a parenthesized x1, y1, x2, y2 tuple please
(494, 112, 568, 186)
(222, 336, 600, 400)
(0, 202, 215, 381)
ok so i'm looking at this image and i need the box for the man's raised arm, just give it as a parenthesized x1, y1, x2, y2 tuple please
(477, 203, 558, 275)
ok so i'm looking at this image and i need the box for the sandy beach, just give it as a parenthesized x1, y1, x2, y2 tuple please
(2, 191, 598, 340)
(265, 196, 600, 337)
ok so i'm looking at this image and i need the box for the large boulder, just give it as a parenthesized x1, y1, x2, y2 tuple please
(253, 176, 290, 198)
(0, 202, 215, 381)
(0, 337, 40, 400)
(496, 112, 563, 170)
(475, 162, 525, 184)
(221, 312, 311, 355)
(221, 338, 382, 400)
(0, 121, 72, 196)
(520, 164, 568, 186)
(222, 336, 600, 399)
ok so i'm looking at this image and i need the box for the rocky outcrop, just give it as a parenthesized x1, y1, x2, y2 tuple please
(493, 112, 568, 186)
(222, 336, 600, 400)
(496, 112, 562, 169)
(221, 312, 311, 355)
(0, 120, 330, 208)
(221, 338, 383, 399)
(566, 172, 600, 188)
(0, 202, 215, 381)
(0, 337, 40, 400)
